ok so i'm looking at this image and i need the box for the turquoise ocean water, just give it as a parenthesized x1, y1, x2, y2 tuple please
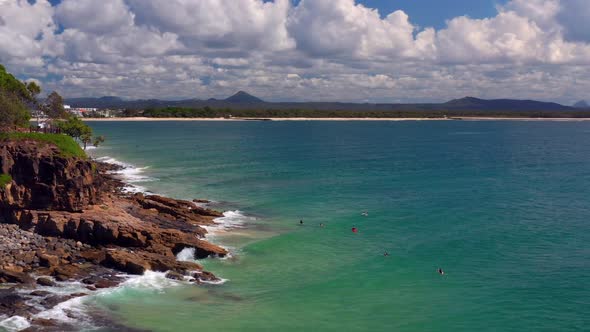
(82, 120, 588, 332)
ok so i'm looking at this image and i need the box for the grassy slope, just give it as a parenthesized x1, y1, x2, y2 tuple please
(0, 132, 86, 158)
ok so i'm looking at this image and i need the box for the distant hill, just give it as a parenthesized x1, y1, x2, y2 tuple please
(65, 93, 576, 113)
(573, 100, 589, 108)
(442, 97, 571, 111)
(225, 91, 263, 103)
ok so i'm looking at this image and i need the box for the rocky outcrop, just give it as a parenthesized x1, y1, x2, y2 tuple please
(0, 140, 103, 213)
(0, 137, 231, 326)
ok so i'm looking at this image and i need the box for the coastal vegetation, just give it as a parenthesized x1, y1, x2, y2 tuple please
(0, 64, 39, 128)
(138, 106, 590, 119)
(56, 115, 101, 150)
(0, 132, 86, 158)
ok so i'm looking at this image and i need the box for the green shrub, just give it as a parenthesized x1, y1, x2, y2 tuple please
(0, 173, 12, 188)
(0, 132, 86, 158)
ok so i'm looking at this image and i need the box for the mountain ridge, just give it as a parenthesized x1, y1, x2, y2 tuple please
(65, 92, 575, 112)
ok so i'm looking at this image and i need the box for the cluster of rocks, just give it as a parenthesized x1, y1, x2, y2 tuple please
(0, 224, 90, 274)
(0, 137, 228, 330)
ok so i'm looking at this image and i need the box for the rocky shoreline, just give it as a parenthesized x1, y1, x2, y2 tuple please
(0, 138, 230, 331)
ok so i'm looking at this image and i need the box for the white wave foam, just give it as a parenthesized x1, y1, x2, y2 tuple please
(35, 296, 92, 326)
(94, 156, 156, 194)
(176, 247, 196, 262)
(206, 210, 255, 233)
(0, 316, 30, 332)
(107, 271, 184, 293)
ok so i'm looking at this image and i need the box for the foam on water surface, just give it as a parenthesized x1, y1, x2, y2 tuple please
(0, 316, 30, 332)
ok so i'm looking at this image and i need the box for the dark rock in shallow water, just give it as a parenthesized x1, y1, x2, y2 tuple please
(29, 290, 52, 297)
(94, 278, 120, 289)
(0, 289, 32, 317)
(36, 277, 56, 287)
(165, 271, 184, 281)
(194, 271, 220, 283)
(40, 295, 74, 309)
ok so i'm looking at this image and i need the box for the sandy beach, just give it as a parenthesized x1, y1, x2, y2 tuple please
(79, 117, 590, 122)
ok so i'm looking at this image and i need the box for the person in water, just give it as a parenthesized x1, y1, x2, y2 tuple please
(384, 252, 390, 257)
(320, 223, 325, 228)
(299, 220, 304, 225)
(352, 227, 358, 233)
(438, 268, 445, 275)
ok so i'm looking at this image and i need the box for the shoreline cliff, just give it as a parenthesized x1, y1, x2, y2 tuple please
(0, 136, 229, 331)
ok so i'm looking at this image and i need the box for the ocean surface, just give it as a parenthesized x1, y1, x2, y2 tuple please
(54, 121, 590, 331)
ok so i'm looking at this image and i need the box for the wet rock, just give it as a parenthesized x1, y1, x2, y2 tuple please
(30, 290, 52, 297)
(94, 279, 119, 289)
(165, 271, 185, 281)
(194, 271, 220, 283)
(36, 277, 55, 287)
(0, 289, 30, 317)
(40, 295, 73, 309)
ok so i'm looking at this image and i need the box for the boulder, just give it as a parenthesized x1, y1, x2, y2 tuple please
(37, 252, 60, 268)
(0, 268, 34, 284)
(79, 249, 106, 264)
(36, 277, 56, 287)
(165, 271, 184, 281)
(103, 250, 150, 275)
(53, 264, 85, 281)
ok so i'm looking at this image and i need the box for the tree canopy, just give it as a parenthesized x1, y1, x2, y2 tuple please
(0, 65, 34, 128)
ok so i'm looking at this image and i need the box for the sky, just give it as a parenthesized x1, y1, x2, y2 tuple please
(1, 0, 589, 103)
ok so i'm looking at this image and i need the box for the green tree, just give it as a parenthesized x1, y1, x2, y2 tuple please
(81, 132, 92, 150)
(93, 135, 105, 148)
(57, 116, 106, 150)
(43, 91, 68, 119)
(58, 116, 92, 141)
(0, 65, 34, 128)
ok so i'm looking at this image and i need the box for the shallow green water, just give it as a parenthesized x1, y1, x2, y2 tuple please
(85, 121, 589, 332)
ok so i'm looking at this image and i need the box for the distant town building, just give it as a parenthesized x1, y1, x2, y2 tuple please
(67, 107, 98, 117)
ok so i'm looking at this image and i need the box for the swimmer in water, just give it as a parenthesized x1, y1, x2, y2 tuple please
(384, 252, 390, 257)
(299, 220, 304, 225)
(352, 227, 358, 233)
(438, 268, 445, 275)
(320, 223, 325, 228)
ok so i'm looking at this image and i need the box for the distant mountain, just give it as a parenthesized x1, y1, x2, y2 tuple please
(65, 94, 576, 113)
(66, 96, 124, 108)
(573, 100, 589, 108)
(443, 97, 571, 111)
(224, 91, 263, 103)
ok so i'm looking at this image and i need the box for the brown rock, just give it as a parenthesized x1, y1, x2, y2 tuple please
(79, 249, 106, 264)
(38, 252, 60, 268)
(0, 139, 104, 212)
(0, 268, 34, 284)
(53, 264, 85, 281)
(104, 250, 150, 275)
